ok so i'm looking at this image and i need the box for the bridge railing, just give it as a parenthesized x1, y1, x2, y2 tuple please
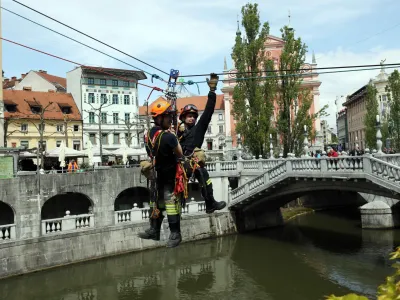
(114, 202, 208, 224)
(0, 224, 15, 241)
(229, 156, 384, 205)
(42, 213, 94, 235)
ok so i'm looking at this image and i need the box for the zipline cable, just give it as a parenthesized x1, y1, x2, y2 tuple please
(11, 0, 169, 76)
(1, 6, 167, 83)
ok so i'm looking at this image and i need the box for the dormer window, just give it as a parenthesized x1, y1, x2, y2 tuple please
(58, 103, 72, 114)
(3, 100, 17, 112)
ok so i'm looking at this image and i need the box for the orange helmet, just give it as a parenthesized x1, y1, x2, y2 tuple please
(150, 99, 173, 117)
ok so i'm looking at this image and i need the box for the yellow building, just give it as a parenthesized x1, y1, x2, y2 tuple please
(3, 90, 83, 151)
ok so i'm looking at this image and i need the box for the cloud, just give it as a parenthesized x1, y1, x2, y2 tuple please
(315, 46, 400, 128)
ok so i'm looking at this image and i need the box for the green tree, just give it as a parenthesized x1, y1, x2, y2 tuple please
(231, 3, 276, 158)
(363, 83, 379, 149)
(386, 69, 400, 151)
(276, 26, 327, 157)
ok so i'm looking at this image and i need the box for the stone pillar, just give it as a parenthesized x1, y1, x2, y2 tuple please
(360, 200, 398, 229)
(0, 0, 4, 148)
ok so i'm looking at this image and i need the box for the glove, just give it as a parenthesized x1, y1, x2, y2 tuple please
(178, 123, 185, 132)
(206, 73, 219, 92)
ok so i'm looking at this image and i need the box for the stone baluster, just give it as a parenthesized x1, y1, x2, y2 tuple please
(188, 197, 199, 214)
(131, 203, 142, 221)
(63, 210, 76, 231)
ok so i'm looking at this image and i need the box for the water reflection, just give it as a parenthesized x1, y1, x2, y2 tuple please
(0, 209, 399, 300)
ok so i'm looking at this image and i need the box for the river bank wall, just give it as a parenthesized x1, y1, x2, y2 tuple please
(0, 212, 236, 279)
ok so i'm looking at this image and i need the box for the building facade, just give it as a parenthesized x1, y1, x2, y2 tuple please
(343, 85, 367, 150)
(13, 70, 67, 93)
(66, 67, 146, 150)
(220, 34, 322, 147)
(343, 67, 390, 151)
(337, 108, 348, 150)
(3, 90, 82, 151)
(320, 120, 335, 145)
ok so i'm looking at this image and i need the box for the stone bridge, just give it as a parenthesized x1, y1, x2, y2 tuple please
(225, 155, 400, 232)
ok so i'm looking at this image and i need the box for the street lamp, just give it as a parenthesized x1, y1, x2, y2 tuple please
(376, 114, 383, 155)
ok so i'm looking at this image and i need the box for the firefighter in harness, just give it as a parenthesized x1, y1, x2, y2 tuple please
(177, 73, 226, 213)
(138, 99, 186, 248)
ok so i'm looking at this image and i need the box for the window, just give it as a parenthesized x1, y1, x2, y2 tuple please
(101, 94, 107, 104)
(88, 78, 94, 85)
(113, 133, 120, 144)
(382, 95, 387, 102)
(73, 140, 80, 150)
(124, 95, 130, 105)
(125, 113, 130, 122)
(219, 125, 224, 134)
(61, 107, 71, 114)
(136, 96, 139, 106)
(89, 112, 95, 123)
(113, 113, 119, 124)
(100, 79, 106, 86)
(31, 105, 41, 114)
(73, 125, 79, 132)
(112, 80, 118, 87)
(21, 124, 28, 132)
(123, 81, 129, 87)
(20, 141, 29, 149)
(88, 93, 95, 103)
(38, 124, 45, 132)
(218, 113, 223, 121)
(207, 141, 213, 150)
(4, 104, 17, 112)
(102, 133, 108, 145)
(207, 126, 211, 134)
(101, 112, 107, 124)
(56, 125, 63, 132)
(89, 133, 96, 145)
(112, 94, 118, 104)
(56, 141, 62, 147)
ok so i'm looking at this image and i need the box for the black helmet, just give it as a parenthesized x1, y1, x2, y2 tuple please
(179, 104, 199, 121)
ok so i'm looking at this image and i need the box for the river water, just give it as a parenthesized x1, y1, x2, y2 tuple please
(0, 209, 399, 300)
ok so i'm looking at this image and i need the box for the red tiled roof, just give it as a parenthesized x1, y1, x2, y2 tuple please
(138, 94, 225, 116)
(3, 90, 81, 121)
(3, 78, 21, 89)
(35, 71, 67, 90)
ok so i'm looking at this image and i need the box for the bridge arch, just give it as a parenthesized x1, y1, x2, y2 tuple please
(114, 187, 150, 210)
(0, 201, 15, 225)
(41, 193, 94, 220)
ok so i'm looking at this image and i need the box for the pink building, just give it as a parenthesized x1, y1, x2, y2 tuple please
(221, 34, 322, 147)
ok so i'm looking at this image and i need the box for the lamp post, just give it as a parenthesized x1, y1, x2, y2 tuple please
(376, 114, 383, 155)
(303, 125, 309, 157)
(269, 133, 274, 159)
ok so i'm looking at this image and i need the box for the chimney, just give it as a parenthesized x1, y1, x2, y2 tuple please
(11, 76, 17, 81)
(21, 73, 26, 79)
(38, 70, 47, 74)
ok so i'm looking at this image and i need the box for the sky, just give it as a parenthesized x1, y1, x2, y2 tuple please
(2, 0, 400, 129)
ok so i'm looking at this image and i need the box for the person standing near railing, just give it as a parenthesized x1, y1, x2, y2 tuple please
(67, 159, 79, 173)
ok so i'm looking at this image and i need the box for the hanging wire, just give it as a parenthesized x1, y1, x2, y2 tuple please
(11, 0, 169, 76)
(1, 6, 167, 83)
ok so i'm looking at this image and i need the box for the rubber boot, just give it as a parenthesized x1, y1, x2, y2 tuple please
(138, 214, 164, 241)
(203, 184, 227, 214)
(166, 215, 182, 248)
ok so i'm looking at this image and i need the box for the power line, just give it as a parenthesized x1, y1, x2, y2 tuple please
(11, 0, 169, 76)
(179, 63, 400, 78)
(1, 37, 164, 92)
(183, 65, 400, 85)
(1, 6, 166, 83)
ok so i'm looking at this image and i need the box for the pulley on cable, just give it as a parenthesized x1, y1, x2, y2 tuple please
(165, 69, 180, 132)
